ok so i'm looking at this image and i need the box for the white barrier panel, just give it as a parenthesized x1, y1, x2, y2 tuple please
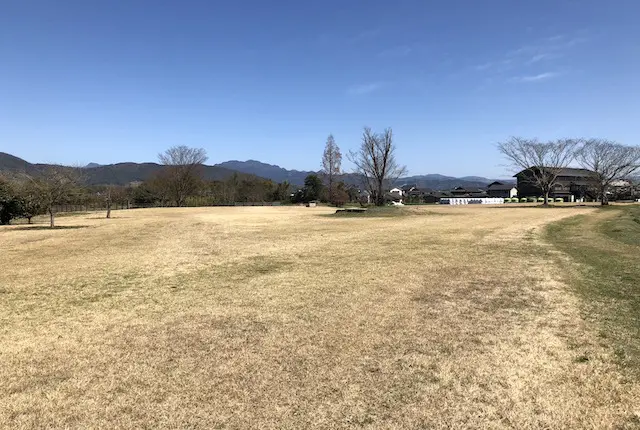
(440, 198, 504, 205)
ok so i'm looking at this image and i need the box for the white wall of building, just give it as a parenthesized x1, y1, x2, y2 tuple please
(440, 198, 505, 205)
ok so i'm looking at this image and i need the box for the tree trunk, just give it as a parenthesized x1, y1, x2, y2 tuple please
(544, 191, 550, 206)
(106, 202, 111, 219)
(27, 216, 32, 224)
(49, 208, 55, 228)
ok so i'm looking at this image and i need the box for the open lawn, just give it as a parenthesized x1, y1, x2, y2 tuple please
(1, 205, 639, 429)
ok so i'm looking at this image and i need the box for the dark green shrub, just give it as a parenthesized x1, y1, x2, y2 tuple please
(0, 179, 25, 225)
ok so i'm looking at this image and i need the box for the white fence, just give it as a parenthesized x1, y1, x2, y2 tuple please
(439, 198, 505, 205)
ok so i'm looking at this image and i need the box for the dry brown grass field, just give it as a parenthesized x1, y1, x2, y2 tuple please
(1, 205, 639, 429)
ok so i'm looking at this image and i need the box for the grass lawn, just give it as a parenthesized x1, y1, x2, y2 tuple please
(546, 204, 640, 377)
(1, 205, 639, 428)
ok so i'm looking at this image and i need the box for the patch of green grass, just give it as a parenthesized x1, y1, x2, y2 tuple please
(546, 205, 640, 376)
(598, 205, 640, 246)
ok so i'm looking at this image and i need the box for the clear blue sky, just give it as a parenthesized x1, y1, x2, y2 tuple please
(1, 0, 638, 177)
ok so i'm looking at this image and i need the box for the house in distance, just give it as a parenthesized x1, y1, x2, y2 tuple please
(515, 167, 598, 202)
(486, 181, 518, 198)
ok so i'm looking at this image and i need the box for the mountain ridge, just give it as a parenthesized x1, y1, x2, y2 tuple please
(1, 152, 501, 189)
(215, 160, 501, 189)
(0, 152, 255, 186)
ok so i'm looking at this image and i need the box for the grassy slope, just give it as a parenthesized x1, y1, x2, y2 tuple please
(546, 205, 640, 375)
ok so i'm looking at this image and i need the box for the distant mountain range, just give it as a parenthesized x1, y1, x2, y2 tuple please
(0, 152, 501, 190)
(0, 152, 254, 185)
(219, 160, 500, 190)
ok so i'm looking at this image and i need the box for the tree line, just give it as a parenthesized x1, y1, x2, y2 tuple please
(0, 146, 294, 227)
(498, 137, 640, 205)
(3, 130, 638, 227)
(1, 124, 409, 227)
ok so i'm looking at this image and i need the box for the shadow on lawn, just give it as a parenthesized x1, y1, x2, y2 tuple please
(9, 225, 90, 231)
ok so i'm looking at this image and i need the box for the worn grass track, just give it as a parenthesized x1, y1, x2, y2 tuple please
(1, 205, 638, 429)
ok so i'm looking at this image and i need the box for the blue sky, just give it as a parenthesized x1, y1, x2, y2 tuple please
(1, 0, 638, 177)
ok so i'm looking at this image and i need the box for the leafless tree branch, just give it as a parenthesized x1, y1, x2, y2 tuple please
(348, 127, 406, 206)
(497, 137, 579, 205)
(575, 139, 640, 205)
(158, 146, 208, 207)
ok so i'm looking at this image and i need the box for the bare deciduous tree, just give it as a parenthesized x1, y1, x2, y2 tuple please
(26, 166, 81, 227)
(16, 181, 43, 224)
(348, 127, 407, 206)
(575, 139, 640, 205)
(103, 186, 114, 218)
(158, 146, 208, 207)
(321, 134, 342, 204)
(497, 137, 579, 205)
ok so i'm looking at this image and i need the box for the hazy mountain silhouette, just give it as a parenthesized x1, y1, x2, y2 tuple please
(1, 153, 497, 189)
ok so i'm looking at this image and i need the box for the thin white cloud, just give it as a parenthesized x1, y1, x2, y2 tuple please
(546, 34, 565, 43)
(510, 72, 561, 82)
(526, 53, 562, 64)
(527, 53, 550, 64)
(473, 32, 587, 84)
(474, 62, 494, 71)
(347, 82, 384, 95)
(508, 34, 587, 58)
(561, 36, 588, 48)
(473, 59, 513, 73)
(506, 45, 536, 57)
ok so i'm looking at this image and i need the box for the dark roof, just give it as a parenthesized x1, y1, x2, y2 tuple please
(514, 167, 595, 178)
(488, 182, 516, 191)
(432, 191, 452, 197)
(407, 187, 435, 194)
(469, 191, 488, 197)
(557, 168, 595, 176)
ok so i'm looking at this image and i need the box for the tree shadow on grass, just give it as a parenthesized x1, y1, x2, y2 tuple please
(85, 216, 131, 219)
(9, 225, 90, 231)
